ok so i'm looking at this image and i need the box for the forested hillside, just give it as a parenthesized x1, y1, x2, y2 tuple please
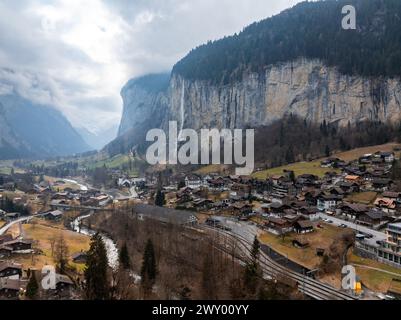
(173, 0, 401, 84)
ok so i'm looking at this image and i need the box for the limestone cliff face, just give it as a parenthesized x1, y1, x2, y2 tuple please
(118, 82, 168, 136)
(117, 58, 401, 146)
(166, 59, 401, 132)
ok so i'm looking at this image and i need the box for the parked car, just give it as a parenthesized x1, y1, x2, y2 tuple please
(340, 224, 347, 228)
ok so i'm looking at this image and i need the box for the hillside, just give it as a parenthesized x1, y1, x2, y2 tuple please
(0, 93, 90, 159)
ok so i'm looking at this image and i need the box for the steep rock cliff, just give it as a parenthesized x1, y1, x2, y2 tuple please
(166, 59, 401, 132)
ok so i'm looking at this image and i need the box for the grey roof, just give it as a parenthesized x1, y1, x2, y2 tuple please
(0, 278, 26, 291)
(46, 210, 63, 217)
(0, 261, 22, 272)
(363, 210, 385, 220)
(56, 274, 74, 285)
(133, 204, 198, 225)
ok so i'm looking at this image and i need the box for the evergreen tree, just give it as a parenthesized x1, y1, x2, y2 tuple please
(26, 272, 39, 299)
(251, 236, 260, 262)
(119, 242, 131, 270)
(325, 145, 331, 157)
(54, 235, 69, 274)
(141, 239, 157, 293)
(155, 189, 165, 207)
(84, 233, 110, 300)
(177, 180, 186, 189)
(244, 236, 261, 295)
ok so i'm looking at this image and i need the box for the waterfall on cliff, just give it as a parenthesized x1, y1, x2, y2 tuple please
(178, 79, 185, 140)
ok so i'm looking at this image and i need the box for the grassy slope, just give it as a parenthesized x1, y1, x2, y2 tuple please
(348, 253, 401, 293)
(8, 220, 90, 272)
(252, 142, 401, 180)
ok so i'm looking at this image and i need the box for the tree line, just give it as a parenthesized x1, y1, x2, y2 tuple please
(254, 115, 401, 168)
(173, 0, 401, 84)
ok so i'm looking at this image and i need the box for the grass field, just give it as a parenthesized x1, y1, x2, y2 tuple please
(44, 176, 82, 191)
(194, 164, 231, 175)
(0, 166, 25, 175)
(259, 223, 347, 270)
(252, 142, 401, 180)
(348, 253, 401, 293)
(253, 161, 340, 179)
(334, 143, 401, 161)
(10, 220, 90, 272)
(346, 192, 378, 205)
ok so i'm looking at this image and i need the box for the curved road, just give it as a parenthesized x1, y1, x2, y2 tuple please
(0, 213, 45, 236)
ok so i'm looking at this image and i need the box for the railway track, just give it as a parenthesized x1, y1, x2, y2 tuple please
(200, 224, 357, 301)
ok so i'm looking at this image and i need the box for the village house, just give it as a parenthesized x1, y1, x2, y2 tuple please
(317, 194, 342, 211)
(192, 198, 213, 211)
(297, 206, 320, 221)
(2, 239, 33, 252)
(72, 251, 88, 264)
(374, 197, 397, 214)
(321, 158, 341, 168)
(208, 177, 226, 190)
(117, 178, 132, 188)
(295, 174, 319, 189)
(336, 181, 360, 194)
(0, 245, 12, 258)
(377, 222, 401, 268)
(345, 175, 362, 184)
(230, 202, 253, 216)
(0, 261, 22, 279)
(294, 220, 314, 234)
(376, 151, 395, 163)
(44, 210, 64, 221)
(265, 217, 293, 235)
(51, 192, 70, 200)
(185, 174, 203, 189)
(265, 202, 292, 217)
(0, 278, 26, 299)
(382, 191, 401, 204)
(270, 175, 285, 186)
(370, 178, 394, 192)
(338, 203, 369, 220)
(55, 274, 74, 292)
(357, 209, 389, 228)
(0, 235, 13, 245)
(3, 212, 20, 222)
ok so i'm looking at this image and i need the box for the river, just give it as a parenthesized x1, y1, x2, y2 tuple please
(71, 213, 119, 270)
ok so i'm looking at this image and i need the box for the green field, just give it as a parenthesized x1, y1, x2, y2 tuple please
(349, 253, 401, 293)
(252, 161, 340, 179)
(346, 192, 378, 204)
(0, 166, 25, 175)
(85, 154, 131, 169)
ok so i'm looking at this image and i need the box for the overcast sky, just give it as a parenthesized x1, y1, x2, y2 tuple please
(0, 0, 302, 134)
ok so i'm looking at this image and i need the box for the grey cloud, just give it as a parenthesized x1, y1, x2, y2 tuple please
(0, 0, 302, 133)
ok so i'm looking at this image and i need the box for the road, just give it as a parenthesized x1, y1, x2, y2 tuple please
(318, 212, 387, 246)
(0, 213, 45, 236)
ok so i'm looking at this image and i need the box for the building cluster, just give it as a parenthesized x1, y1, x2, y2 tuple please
(0, 259, 74, 299)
